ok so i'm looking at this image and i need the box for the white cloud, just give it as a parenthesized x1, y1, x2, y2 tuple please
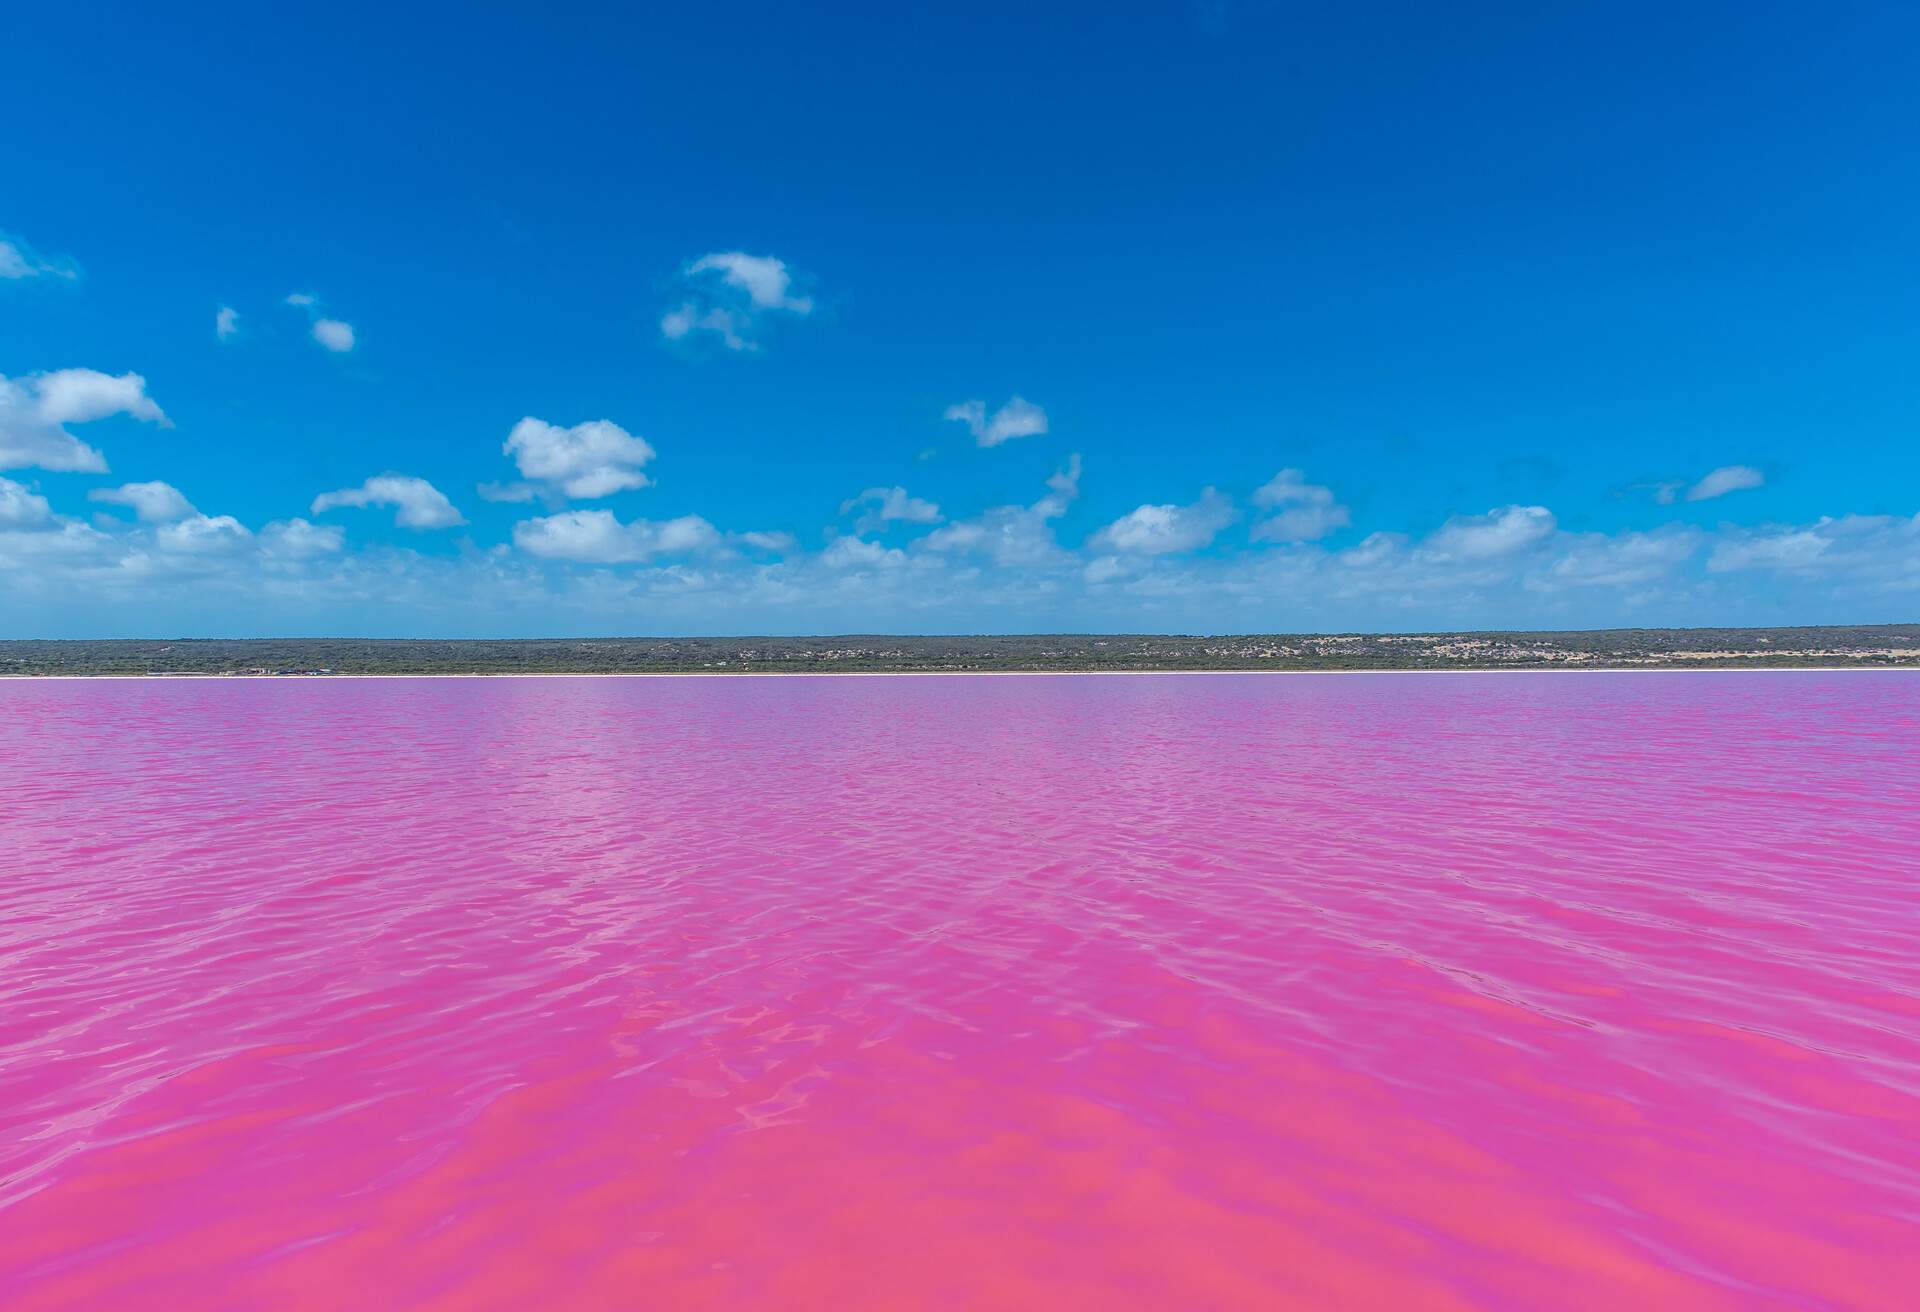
(1417, 505, 1556, 563)
(1646, 465, 1766, 505)
(1707, 527, 1830, 573)
(6, 487, 1920, 638)
(0, 232, 78, 280)
(216, 306, 240, 341)
(1297, 506, 1593, 604)
(31, 370, 170, 427)
(840, 485, 941, 533)
(311, 319, 355, 353)
(688, 253, 813, 313)
(1534, 528, 1700, 589)
(0, 520, 116, 572)
(1338, 531, 1406, 571)
(89, 480, 197, 522)
(922, 454, 1082, 566)
(513, 509, 719, 563)
(662, 252, 813, 352)
(0, 369, 170, 473)
(283, 295, 355, 352)
(1089, 488, 1235, 556)
(498, 417, 656, 501)
(260, 518, 344, 557)
(660, 305, 749, 350)
(943, 396, 1049, 447)
(157, 514, 252, 554)
(1696, 514, 1920, 596)
(739, 529, 798, 554)
(0, 477, 52, 526)
(1250, 469, 1350, 543)
(1044, 453, 1082, 505)
(312, 474, 465, 529)
(821, 535, 907, 570)
(1686, 465, 1764, 502)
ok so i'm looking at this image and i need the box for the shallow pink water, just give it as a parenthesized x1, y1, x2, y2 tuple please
(2, 672, 1918, 1309)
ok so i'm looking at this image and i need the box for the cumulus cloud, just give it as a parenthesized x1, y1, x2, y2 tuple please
(157, 514, 252, 554)
(0, 477, 52, 526)
(284, 294, 356, 352)
(89, 480, 197, 523)
(1685, 465, 1764, 502)
(688, 253, 813, 312)
(491, 417, 656, 501)
(943, 397, 1049, 448)
(821, 535, 907, 571)
(216, 306, 240, 341)
(312, 474, 465, 529)
(841, 485, 942, 533)
(0, 369, 171, 473)
(0, 503, 379, 611)
(1337, 531, 1405, 572)
(1707, 527, 1831, 573)
(0, 519, 117, 574)
(30, 370, 169, 428)
(1274, 504, 1589, 605)
(1692, 514, 1920, 600)
(0, 231, 78, 280)
(1250, 469, 1350, 543)
(1417, 505, 1556, 563)
(1533, 527, 1700, 589)
(513, 509, 719, 563)
(260, 518, 344, 558)
(1089, 488, 1235, 556)
(1729, 514, 1919, 588)
(312, 319, 355, 352)
(6, 484, 1920, 637)
(661, 252, 813, 352)
(922, 454, 1082, 566)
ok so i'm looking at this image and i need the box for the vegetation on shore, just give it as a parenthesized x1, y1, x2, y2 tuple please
(3, 626, 1918, 676)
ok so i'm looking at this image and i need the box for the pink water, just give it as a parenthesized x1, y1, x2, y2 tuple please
(3, 673, 1918, 1309)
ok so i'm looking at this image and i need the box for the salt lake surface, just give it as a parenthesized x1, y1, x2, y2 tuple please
(2, 672, 1918, 1309)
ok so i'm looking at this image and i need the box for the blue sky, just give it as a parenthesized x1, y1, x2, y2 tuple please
(3, 1, 1917, 636)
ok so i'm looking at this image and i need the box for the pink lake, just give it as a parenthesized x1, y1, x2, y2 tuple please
(2, 671, 1918, 1309)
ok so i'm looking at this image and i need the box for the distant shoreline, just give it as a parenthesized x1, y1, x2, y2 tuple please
(5, 627, 1915, 678)
(4, 666, 1917, 681)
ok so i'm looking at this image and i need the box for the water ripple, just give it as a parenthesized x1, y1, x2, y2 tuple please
(2, 672, 1918, 1309)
